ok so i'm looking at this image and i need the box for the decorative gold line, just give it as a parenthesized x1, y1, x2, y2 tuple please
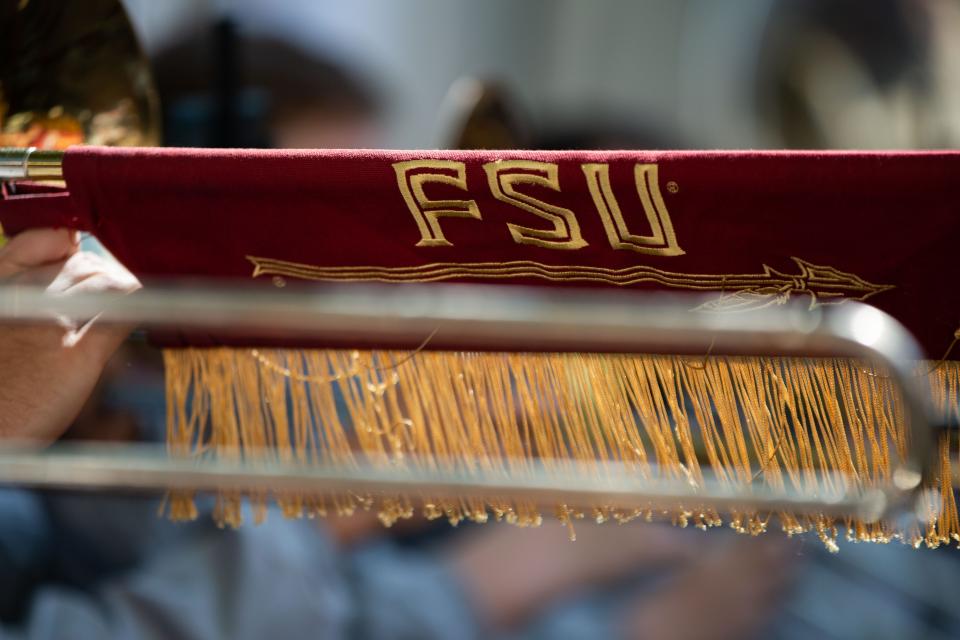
(250, 264, 757, 284)
(252, 257, 750, 278)
(251, 262, 775, 289)
(248, 257, 787, 282)
(247, 255, 893, 307)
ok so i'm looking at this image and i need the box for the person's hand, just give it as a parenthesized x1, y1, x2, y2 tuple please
(0, 228, 140, 443)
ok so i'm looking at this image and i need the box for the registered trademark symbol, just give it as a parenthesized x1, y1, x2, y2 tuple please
(666, 181, 679, 194)
(272, 276, 287, 288)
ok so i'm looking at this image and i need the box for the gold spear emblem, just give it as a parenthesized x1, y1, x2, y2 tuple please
(693, 257, 895, 312)
(248, 255, 893, 311)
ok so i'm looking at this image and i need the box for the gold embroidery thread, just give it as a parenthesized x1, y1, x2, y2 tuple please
(583, 163, 685, 256)
(483, 160, 588, 250)
(163, 349, 960, 550)
(248, 255, 892, 308)
(393, 160, 482, 247)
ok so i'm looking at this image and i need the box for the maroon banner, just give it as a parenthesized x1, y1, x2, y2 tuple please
(2, 146, 959, 356)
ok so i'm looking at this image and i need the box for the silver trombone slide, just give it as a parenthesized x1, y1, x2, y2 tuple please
(0, 281, 934, 522)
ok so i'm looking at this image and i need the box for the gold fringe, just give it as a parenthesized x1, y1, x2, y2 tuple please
(162, 349, 960, 550)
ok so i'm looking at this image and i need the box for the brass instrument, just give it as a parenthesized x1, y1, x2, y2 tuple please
(0, 0, 158, 168)
(0, 0, 953, 542)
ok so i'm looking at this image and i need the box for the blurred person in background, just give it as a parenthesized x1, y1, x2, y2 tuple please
(756, 0, 960, 148)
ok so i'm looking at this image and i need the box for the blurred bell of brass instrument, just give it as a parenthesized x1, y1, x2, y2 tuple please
(0, 0, 159, 181)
